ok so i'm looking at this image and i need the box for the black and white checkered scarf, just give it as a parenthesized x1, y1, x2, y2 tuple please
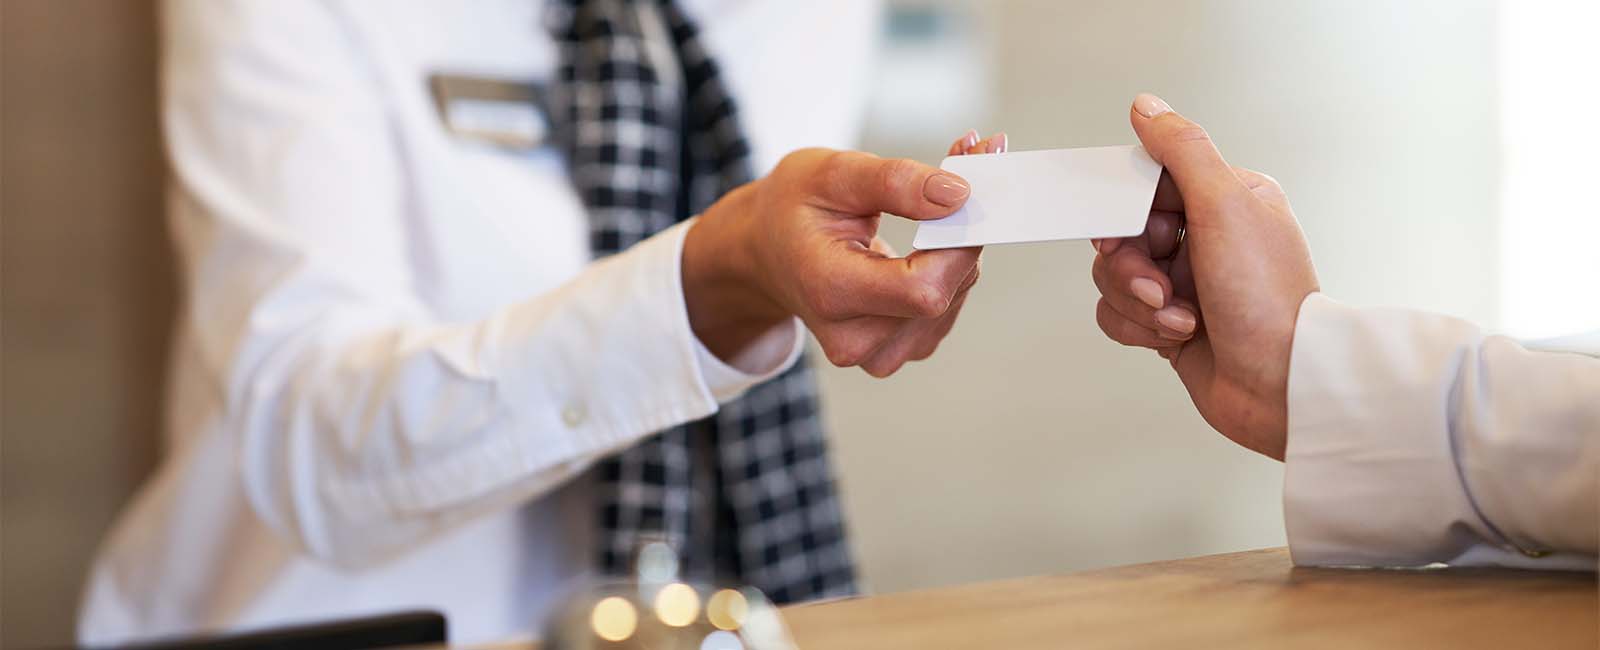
(544, 0, 858, 604)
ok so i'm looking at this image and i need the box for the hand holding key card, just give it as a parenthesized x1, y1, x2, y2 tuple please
(912, 145, 1163, 250)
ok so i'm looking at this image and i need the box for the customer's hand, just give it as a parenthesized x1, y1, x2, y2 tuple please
(685, 131, 1004, 378)
(1092, 95, 1318, 460)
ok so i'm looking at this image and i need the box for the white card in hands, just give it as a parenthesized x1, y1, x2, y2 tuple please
(912, 145, 1163, 250)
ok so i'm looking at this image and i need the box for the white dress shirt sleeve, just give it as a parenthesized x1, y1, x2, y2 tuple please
(1284, 293, 1599, 569)
(692, 317, 806, 403)
(162, 0, 799, 568)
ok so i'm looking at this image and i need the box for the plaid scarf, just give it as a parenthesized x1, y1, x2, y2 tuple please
(544, 0, 858, 604)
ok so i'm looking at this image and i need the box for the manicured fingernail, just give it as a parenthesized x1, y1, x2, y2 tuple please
(994, 132, 1008, 153)
(1134, 93, 1172, 119)
(964, 130, 979, 148)
(1156, 306, 1197, 334)
(924, 173, 971, 206)
(1130, 277, 1165, 310)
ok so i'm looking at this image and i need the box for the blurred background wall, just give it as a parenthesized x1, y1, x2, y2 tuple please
(0, 0, 1530, 646)
(2, 1, 172, 647)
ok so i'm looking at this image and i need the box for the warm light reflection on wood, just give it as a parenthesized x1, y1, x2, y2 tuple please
(590, 596, 637, 642)
(654, 582, 701, 627)
(706, 589, 749, 631)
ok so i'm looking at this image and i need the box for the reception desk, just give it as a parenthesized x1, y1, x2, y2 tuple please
(782, 548, 1597, 649)
(467, 547, 1595, 649)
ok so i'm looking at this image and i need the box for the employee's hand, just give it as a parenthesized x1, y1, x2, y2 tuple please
(1092, 94, 1319, 460)
(685, 131, 1004, 378)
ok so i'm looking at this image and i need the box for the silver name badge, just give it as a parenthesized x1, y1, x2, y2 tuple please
(428, 73, 548, 150)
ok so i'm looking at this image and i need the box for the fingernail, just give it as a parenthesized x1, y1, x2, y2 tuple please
(1156, 306, 1197, 334)
(964, 130, 979, 148)
(924, 173, 971, 206)
(994, 132, 1008, 153)
(1134, 93, 1172, 119)
(1130, 277, 1165, 310)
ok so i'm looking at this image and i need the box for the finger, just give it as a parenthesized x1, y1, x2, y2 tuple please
(967, 132, 1008, 155)
(1093, 245, 1170, 313)
(1096, 299, 1181, 350)
(1144, 210, 1184, 260)
(812, 151, 971, 220)
(1154, 299, 1199, 341)
(820, 243, 981, 319)
(813, 314, 904, 368)
(1092, 247, 1198, 340)
(1095, 207, 1180, 258)
(948, 129, 979, 156)
(1149, 170, 1185, 213)
(1129, 93, 1250, 220)
(859, 290, 967, 377)
(859, 260, 980, 376)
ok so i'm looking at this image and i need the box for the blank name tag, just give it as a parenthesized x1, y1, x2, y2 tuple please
(429, 73, 548, 150)
(913, 145, 1163, 249)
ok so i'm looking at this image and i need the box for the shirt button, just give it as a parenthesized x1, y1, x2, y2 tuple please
(561, 404, 586, 428)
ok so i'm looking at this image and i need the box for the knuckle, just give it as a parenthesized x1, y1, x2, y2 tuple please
(821, 333, 874, 368)
(879, 158, 923, 197)
(1170, 123, 1213, 145)
(909, 280, 951, 318)
(811, 150, 858, 195)
(1096, 301, 1143, 347)
(778, 148, 826, 176)
(862, 359, 898, 378)
(824, 349, 855, 368)
(820, 149, 856, 171)
(1115, 322, 1150, 348)
(1234, 166, 1284, 192)
(821, 343, 857, 367)
(1096, 316, 1123, 344)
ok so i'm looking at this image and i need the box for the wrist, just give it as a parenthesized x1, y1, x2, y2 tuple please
(682, 183, 789, 361)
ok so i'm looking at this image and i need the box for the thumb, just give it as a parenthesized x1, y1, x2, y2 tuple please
(809, 150, 972, 220)
(1128, 93, 1250, 220)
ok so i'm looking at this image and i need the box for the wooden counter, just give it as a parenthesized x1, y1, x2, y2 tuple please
(781, 548, 1596, 649)
(463, 547, 1595, 649)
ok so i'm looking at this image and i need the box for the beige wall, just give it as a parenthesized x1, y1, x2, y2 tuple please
(0, 0, 1502, 646)
(829, 0, 1500, 594)
(2, 0, 170, 646)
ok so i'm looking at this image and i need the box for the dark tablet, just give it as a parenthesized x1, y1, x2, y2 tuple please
(84, 611, 447, 650)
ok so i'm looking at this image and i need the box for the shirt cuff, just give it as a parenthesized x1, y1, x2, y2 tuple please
(690, 317, 805, 404)
(1283, 293, 1501, 567)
